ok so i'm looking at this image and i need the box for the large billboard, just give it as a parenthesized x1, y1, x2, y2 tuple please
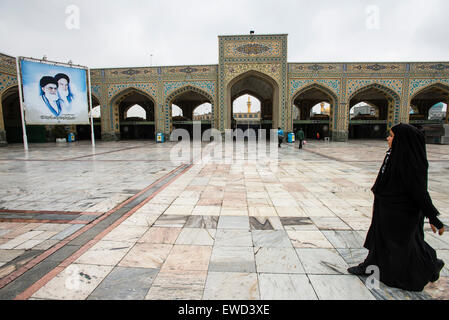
(20, 58, 90, 125)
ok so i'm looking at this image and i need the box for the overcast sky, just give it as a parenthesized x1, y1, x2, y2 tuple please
(1, 0, 449, 69)
(1, 0, 448, 115)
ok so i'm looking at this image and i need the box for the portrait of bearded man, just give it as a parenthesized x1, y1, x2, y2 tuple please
(39, 76, 63, 117)
(55, 73, 75, 112)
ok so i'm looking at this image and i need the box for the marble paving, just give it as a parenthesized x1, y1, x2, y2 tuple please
(0, 139, 448, 300)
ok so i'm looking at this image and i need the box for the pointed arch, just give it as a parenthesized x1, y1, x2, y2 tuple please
(291, 83, 339, 105)
(110, 87, 156, 106)
(165, 85, 215, 133)
(347, 83, 401, 140)
(409, 82, 449, 123)
(226, 70, 280, 129)
(409, 82, 449, 102)
(348, 83, 401, 103)
(165, 84, 214, 106)
(291, 83, 338, 138)
(227, 70, 279, 93)
(349, 83, 400, 126)
(108, 87, 157, 140)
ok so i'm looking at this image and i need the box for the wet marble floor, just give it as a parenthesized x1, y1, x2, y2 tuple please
(0, 139, 448, 300)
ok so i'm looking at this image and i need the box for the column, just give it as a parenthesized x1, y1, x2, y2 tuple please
(333, 76, 348, 142)
(101, 103, 120, 141)
(332, 101, 349, 142)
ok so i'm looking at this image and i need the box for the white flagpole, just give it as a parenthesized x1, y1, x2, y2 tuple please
(15, 57, 28, 151)
(87, 68, 95, 148)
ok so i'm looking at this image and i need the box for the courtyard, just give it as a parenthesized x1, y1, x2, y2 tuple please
(0, 139, 448, 300)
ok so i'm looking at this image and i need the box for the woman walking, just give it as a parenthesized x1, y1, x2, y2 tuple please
(348, 123, 445, 292)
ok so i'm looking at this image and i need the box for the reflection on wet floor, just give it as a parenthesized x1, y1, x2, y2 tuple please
(0, 140, 448, 300)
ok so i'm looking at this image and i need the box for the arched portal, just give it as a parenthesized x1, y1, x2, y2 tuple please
(410, 83, 449, 125)
(348, 84, 400, 140)
(292, 84, 337, 140)
(227, 71, 279, 134)
(110, 88, 156, 140)
(167, 86, 213, 139)
(1, 86, 47, 143)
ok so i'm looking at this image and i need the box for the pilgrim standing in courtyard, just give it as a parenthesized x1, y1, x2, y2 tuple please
(296, 127, 305, 149)
(348, 123, 445, 292)
(278, 127, 284, 148)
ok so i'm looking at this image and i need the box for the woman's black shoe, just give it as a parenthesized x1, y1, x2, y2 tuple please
(347, 263, 369, 276)
(431, 259, 445, 282)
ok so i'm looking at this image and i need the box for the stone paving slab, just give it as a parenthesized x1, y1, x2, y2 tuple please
(88, 267, 159, 300)
(259, 274, 317, 300)
(0, 140, 448, 300)
(145, 270, 207, 300)
(203, 272, 259, 300)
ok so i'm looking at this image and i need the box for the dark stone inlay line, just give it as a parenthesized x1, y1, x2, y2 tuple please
(0, 163, 191, 300)
(0, 211, 101, 225)
(0, 209, 86, 215)
(0, 213, 98, 221)
(301, 149, 343, 162)
(0, 213, 82, 220)
(0, 261, 60, 300)
(0, 159, 188, 162)
(65, 145, 148, 161)
(0, 250, 44, 285)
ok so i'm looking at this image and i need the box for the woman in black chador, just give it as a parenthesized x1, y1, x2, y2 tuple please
(348, 123, 445, 292)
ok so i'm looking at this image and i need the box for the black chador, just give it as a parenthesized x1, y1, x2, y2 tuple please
(348, 123, 445, 292)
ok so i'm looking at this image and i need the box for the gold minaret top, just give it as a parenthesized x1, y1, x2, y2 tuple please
(321, 102, 330, 115)
(247, 96, 252, 114)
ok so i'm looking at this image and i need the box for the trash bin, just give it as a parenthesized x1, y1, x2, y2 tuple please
(288, 132, 295, 143)
(68, 133, 76, 143)
(156, 133, 165, 143)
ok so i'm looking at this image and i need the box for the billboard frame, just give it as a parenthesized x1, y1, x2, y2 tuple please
(16, 56, 95, 150)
